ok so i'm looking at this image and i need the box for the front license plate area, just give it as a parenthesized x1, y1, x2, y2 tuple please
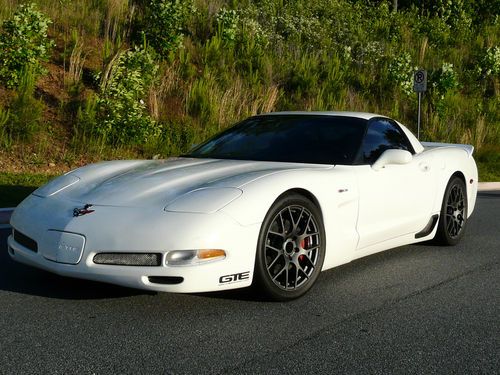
(41, 231, 85, 264)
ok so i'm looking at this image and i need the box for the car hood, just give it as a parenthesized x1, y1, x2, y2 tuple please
(45, 158, 331, 208)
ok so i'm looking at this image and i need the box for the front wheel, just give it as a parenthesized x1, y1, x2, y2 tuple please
(253, 194, 325, 301)
(434, 176, 468, 245)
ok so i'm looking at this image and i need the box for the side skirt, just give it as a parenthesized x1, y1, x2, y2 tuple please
(415, 214, 439, 239)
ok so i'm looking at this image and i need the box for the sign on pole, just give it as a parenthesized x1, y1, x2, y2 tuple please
(413, 69, 427, 92)
(413, 69, 427, 140)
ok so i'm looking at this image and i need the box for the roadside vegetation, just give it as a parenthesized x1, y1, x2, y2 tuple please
(0, 172, 53, 206)
(0, 0, 499, 190)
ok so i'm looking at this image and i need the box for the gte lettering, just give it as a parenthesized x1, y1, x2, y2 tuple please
(219, 271, 250, 284)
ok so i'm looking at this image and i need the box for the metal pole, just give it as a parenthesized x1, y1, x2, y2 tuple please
(417, 92, 422, 140)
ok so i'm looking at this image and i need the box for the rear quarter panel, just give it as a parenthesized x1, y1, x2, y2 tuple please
(426, 147, 478, 216)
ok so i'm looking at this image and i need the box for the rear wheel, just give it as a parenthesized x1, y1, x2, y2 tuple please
(435, 176, 468, 245)
(253, 194, 325, 301)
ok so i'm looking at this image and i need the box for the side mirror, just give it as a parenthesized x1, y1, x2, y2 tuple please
(372, 149, 412, 171)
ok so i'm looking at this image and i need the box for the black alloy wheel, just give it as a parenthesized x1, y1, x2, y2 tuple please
(435, 176, 468, 245)
(254, 194, 325, 301)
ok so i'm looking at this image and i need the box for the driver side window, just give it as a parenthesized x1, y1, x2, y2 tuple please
(360, 119, 414, 165)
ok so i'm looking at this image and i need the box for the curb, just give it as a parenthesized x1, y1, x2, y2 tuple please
(1, 182, 499, 227)
(477, 182, 500, 191)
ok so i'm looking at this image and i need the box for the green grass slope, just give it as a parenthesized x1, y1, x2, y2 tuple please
(0, 0, 498, 181)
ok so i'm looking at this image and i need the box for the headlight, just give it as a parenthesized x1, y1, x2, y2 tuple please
(165, 187, 242, 214)
(32, 174, 80, 197)
(165, 249, 226, 266)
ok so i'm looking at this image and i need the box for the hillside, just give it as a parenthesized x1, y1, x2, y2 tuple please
(0, 0, 499, 180)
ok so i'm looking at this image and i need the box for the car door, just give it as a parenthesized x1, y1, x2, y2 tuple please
(355, 118, 436, 250)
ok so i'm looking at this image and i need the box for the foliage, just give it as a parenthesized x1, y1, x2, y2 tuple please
(0, 106, 10, 148)
(0, 3, 54, 88)
(431, 62, 459, 99)
(0, 172, 55, 207)
(0, 0, 499, 181)
(477, 46, 500, 78)
(216, 8, 240, 43)
(432, 0, 472, 31)
(388, 53, 415, 96)
(88, 46, 159, 145)
(4, 68, 44, 140)
(476, 145, 500, 182)
(142, 0, 194, 57)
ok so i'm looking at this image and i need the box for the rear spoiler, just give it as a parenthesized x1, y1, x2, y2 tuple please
(421, 142, 474, 157)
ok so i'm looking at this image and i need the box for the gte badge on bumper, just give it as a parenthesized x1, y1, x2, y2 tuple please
(219, 271, 250, 284)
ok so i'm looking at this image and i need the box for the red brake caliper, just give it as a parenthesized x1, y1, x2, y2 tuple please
(299, 238, 308, 262)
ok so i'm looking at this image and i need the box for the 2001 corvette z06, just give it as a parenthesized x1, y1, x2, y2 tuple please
(8, 112, 478, 300)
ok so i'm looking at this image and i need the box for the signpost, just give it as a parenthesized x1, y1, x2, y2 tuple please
(413, 69, 427, 140)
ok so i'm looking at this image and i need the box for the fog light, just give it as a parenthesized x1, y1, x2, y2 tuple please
(165, 249, 226, 266)
(166, 250, 197, 265)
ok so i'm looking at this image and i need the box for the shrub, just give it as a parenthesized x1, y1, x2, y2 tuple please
(0, 3, 54, 88)
(216, 8, 240, 43)
(432, 0, 472, 31)
(142, 0, 195, 57)
(90, 46, 159, 145)
(239, 15, 269, 49)
(414, 15, 451, 48)
(431, 62, 459, 99)
(155, 119, 198, 157)
(388, 52, 415, 96)
(477, 46, 500, 78)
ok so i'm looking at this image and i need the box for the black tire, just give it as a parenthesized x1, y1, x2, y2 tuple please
(434, 176, 468, 245)
(253, 194, 325, 301)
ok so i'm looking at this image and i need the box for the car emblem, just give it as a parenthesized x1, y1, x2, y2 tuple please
(73, 204, 95, 217)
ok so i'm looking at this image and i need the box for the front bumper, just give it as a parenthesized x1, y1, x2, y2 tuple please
(8, 195, 260, 293)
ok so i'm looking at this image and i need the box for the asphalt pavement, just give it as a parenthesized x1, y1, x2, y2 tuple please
(0, 191, 498, 374)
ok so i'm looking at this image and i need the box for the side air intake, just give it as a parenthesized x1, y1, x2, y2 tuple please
(13, 229, 38, 253)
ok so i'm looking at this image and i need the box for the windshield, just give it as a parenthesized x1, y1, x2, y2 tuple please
(183, 115, 367, 165)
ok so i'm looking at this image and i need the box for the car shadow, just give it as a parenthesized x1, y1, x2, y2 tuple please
(191, 287, 263, 302)
(0, 228, 260, 301)
(0, 184, 36, 208)
(0, 220, 464, 302)
(477, 191, 500, 199)
(0, 229, 153, 299)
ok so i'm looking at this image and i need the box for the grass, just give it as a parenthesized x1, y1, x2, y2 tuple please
(478, 162, 500, 182)
(0, 172, 55, 207)
(0, 1, 499, 182)
(0, 157, 498, 209)
(476, 145, 500, 182)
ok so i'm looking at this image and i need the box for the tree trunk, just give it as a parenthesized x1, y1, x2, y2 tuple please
(393, 0, 398, 12)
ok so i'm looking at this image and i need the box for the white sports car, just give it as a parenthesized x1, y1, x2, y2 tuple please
(8, 112, 478, 300)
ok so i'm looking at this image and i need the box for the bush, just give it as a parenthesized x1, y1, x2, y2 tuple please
(90, 46, 159, 145)
(432, 0, 472, 31)
(142, 0, 195, 57)
(388, 52, 415, 96)
(477, 46, 500, 78)
(216, 8, 240, 43)
(431, 62, 459, 99)
(0, 3, 54, 88)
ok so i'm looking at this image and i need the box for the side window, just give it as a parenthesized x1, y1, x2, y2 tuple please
(360, 119, 414, 164)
